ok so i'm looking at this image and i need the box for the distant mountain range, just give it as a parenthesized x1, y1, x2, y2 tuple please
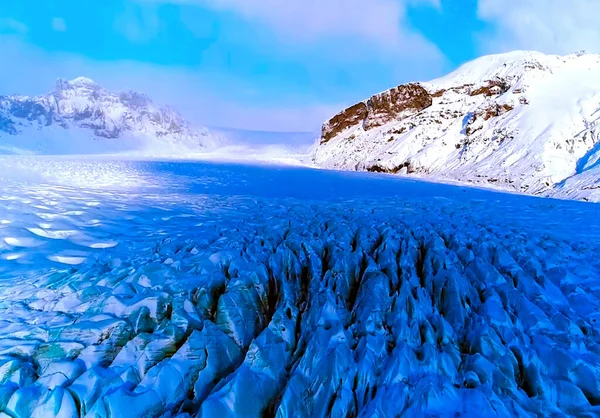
(312, 51, 600, 202)
(0, 77, 221, 155)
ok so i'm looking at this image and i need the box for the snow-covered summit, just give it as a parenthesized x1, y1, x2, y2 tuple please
(313, 50, 600, 201)
(56, 76, 98, 89)
(428, 50, 557, 87)
(0, 77, 221, 155)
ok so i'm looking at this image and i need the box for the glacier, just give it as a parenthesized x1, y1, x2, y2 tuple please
(1, 158, 600, 417)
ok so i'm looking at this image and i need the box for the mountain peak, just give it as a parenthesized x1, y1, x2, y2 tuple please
(0, 77, 222, 153)
(428, 50, 600, 89)
(68, 76, 96, 86)
(54, 77, 100, 93)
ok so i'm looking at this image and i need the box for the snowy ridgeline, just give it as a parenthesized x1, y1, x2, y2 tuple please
(0, 78, 317, 163)
(0, 160, 600, 417)
(0, 77, 222, 156)
(313, 50, 600, 202)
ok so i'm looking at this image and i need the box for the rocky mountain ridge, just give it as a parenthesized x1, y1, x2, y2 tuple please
(313, 51, 600, 201)
(0, 77, 219, 155)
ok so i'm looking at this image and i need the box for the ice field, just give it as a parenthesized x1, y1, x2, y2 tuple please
(0, 158, 600, 417)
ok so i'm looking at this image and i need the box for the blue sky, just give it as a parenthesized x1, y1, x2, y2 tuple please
(0, 0, 598, 131)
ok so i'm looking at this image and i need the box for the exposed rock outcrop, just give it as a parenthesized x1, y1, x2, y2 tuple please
(321, 84, 432, 144)
(469, 78, 511, 97)
(364, 83, 433, 130)
(465, 103, 515, 136)
(322, 103, 368, 143)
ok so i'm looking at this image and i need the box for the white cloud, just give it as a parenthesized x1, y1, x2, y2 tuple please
(477, 0, 600, 54)
(114, 4, 161, 43)
(0, 18, 28, 35)
(200, 0, 405, 45)
(130, 0, 448, 100)
(141, 0, 442, 58)
(51, 17, 67, 32)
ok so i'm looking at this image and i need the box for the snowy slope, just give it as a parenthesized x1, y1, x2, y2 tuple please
(0, 77, 222, 155)
(313, 51, 600, 201)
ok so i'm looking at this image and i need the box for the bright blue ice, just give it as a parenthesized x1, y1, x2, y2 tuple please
(0, 158, 599, 417)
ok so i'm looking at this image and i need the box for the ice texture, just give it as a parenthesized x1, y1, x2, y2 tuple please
(0, 159, 600, 417)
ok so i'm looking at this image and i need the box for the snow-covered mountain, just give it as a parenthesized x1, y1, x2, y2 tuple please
(0, 77, 221, 155)
(313, 51, 600, 201)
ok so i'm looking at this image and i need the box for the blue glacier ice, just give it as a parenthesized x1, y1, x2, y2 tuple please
(0, 157, 599, 417)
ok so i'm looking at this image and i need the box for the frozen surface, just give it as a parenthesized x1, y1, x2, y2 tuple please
(1, 158, 600, 417)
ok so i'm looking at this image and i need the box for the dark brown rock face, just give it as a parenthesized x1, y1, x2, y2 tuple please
(321, 102, 368, 143)
(470, 79, 510, 97)
(366, 161, 417, 174)
(364, 83, 433, 130)
(320, 83, 432, 143)
(465, 103, 514, 135)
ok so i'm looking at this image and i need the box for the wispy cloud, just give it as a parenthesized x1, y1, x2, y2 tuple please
(477, 0, 600, 54)
(114, 3, 161, 43)
(51, 17, 67, 32)
(129, 0, 448, 100)
(197, 0, 413, 45)
(139, 0, 442, 56)
(0, 18, 28, 35)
